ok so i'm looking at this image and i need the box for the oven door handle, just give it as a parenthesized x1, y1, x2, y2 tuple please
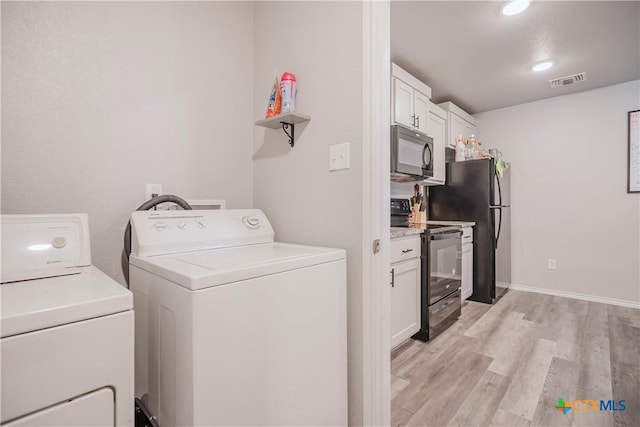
(430, 231, 462, 240)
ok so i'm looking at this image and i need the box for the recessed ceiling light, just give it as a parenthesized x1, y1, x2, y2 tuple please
(502, 0, 531, 16)
(532, 61, 554, 72)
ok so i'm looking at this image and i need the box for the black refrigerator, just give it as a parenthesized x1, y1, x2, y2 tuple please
(429, 158, 511, 304)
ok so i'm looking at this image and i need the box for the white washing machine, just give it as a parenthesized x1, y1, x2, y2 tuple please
(129, 209, 347, 426)
(1, 214, 134, 426)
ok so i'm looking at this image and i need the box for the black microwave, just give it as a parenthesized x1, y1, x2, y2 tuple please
(390, 125, 434, 182)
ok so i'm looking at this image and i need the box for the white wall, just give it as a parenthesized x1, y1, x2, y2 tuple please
(1, 2, 255, 284)
(391, 181, 421, 199)
(252, 2, 365, 424)
(475, 80, 640, 306)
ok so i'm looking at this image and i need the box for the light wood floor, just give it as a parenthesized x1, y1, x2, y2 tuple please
(391, 289, 640, 427)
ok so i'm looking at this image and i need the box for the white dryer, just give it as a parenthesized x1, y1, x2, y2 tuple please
(129, 209, 347, 426)
(1, 214, 134, 426)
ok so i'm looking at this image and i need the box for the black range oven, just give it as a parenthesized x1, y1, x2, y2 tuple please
(391, 198, 462, 341)
(413, 226, 462, 341)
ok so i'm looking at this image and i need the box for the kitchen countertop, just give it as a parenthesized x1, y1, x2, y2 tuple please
(390, 226, 424, 239)
(390, 220, 476, 239)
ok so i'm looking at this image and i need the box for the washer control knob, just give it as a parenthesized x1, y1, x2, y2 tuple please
(52, 236, 66, 249)
(154, 222, 167, 231)
(177, 221, 187, 230)
(242, 216, 260, 229)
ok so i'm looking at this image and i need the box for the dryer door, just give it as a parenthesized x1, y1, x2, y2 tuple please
(3, 388, 113, 427)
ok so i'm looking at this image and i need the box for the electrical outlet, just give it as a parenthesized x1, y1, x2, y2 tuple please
(145, 184, 162, 201)
(548, 259, 557, 270)
(329, 143, 350, 171)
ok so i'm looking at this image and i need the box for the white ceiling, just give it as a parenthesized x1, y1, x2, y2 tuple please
(391, 1, 640, 114)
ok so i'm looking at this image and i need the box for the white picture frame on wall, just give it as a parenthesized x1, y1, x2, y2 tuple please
(627, 110, 640, 193)
(628, 110, 640, 193)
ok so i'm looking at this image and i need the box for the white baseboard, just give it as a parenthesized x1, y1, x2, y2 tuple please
(461, 288, 472, 300)
(497, 282, 640, 309)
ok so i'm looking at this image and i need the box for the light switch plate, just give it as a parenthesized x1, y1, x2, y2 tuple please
(547, 258, 557, 270)
(329, 143, 350, 171)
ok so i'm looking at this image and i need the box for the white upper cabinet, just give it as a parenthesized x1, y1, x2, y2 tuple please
(413, 91, 430, 133)
(392, 63, 431, 133)
(449, 113, 468, 148)
(426, 102, 447, 185)
(437, 101, 476, 148)
(393, 78, 414, 129)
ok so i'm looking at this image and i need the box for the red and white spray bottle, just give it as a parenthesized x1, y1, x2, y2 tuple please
(280, 72, 297, 114)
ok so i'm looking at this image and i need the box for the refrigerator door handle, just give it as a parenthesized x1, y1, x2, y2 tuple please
(495, 169, 503, 207)
(495, 207, 502, 249)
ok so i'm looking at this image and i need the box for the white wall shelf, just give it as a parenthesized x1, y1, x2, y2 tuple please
(255, 112, 311, 147)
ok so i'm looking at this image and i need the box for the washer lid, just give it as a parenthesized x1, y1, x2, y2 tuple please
(130, 242, 346, 291)
(1, 266, 132, 338)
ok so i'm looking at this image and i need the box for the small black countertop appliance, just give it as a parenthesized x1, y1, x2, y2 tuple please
(390, 198, 462, 341)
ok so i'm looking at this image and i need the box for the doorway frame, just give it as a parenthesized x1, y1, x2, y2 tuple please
(362, 0, 391, 425)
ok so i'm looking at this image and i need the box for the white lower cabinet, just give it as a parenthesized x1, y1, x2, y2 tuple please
(390, 236, 421, 349)
(460, 226, 474, 300)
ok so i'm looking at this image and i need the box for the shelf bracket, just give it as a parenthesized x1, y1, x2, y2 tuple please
(281, 122, 295, 147)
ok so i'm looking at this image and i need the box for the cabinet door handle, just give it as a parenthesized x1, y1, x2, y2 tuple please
(391, 268, 395, 287)
(401, 248, 413, 254)
(411, 114, 416, 127)
(416, 116, 420, 128)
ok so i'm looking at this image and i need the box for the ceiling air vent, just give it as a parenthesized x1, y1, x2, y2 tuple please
(549, 72, 587, 88)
